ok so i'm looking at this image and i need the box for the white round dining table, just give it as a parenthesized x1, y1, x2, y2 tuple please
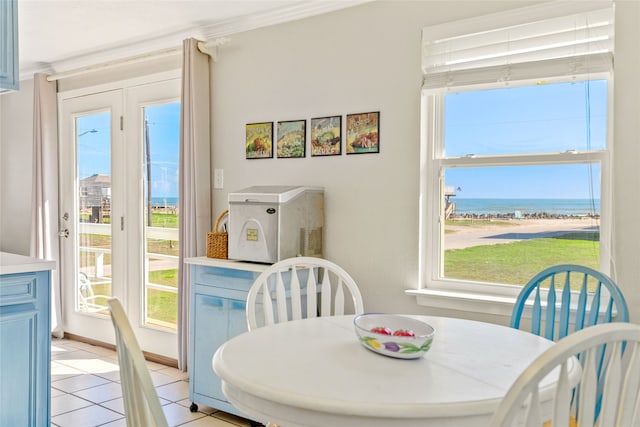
(212, 315, 570, 427)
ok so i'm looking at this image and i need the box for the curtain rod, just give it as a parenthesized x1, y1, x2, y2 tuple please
(46, 37, 230, 82)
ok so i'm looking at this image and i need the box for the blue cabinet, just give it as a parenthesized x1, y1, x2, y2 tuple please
(0, 0, 19, 92)
(186, 258, 266, 418)
(0, 270, 51, 426)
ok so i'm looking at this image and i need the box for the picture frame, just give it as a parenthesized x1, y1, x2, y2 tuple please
(310, 116, 342, 156)
(276, 120, 306, 158)
(246, 122, 273, 159)
(346, 111, 379, 154)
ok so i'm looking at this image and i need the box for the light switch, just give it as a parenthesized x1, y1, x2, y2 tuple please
(214, 169, 224, 189)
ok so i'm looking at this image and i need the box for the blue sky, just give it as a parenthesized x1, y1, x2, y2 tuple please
(75, 80, 606, 201)
(445, 164, 601, 199)
(77, 102, 180, 199)
(444, 79, 607, 199)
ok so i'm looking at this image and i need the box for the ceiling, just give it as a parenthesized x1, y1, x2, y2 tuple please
(17, 0, 367, 78)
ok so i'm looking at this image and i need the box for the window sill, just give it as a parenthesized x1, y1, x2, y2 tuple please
(405, 289, 517, 318)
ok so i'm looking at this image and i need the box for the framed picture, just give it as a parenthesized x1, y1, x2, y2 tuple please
(346, 111, 379, 154)
(311, 116, 342, 156)
(246, 122, 273, 159)
(276, 120, 306, 158)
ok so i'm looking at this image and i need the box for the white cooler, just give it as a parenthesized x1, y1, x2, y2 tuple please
(227, 186, 324, 263)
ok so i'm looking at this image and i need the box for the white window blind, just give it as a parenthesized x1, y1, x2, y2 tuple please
(422, 3, 614, 91)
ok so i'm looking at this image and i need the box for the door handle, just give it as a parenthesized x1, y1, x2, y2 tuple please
(58, 229, 69, 238)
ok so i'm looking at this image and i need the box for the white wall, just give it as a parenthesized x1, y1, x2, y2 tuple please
(0, 78, 34, 256)
(209, 0, 538, 319)
(211, 0, 640, 322)
(1, 0, 638, 323)
(612, 1, 640, 324)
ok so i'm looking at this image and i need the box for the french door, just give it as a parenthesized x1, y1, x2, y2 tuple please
(59, 79, 181, 358)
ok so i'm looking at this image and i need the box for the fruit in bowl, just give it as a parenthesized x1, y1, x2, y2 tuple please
(393, 329, 415, 337)
(370, 326, 392, 335)
(354, 314, 435, 359)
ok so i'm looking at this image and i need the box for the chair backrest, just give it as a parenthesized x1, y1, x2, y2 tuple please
(78, 272, 93, 307)
(79, 272, 108, 313)
(107, 298, 169, 427)
(510, 264, 629, 341)
(246, 256, 364, 330)
(490, 322, 640, 427)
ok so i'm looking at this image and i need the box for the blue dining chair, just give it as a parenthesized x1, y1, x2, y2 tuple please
(510, 265, 629, 422)
(510, 264, 629, 342)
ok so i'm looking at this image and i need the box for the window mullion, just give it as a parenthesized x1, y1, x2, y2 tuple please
(440, 151, 606, 168)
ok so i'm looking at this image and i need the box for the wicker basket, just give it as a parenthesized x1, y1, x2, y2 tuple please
(207, 210, 229, 259)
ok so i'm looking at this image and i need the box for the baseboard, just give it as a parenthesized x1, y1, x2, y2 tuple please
(62, 332, 179, 369)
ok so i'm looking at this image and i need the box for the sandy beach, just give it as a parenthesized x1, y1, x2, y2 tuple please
(445, 218, 600, 250)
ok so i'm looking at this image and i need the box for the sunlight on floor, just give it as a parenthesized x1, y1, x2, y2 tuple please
(51, 338, 254, 427)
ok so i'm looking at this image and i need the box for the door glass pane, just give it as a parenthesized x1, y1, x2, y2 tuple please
(77, 113, 112, 315)
(143, 103, 180, 330)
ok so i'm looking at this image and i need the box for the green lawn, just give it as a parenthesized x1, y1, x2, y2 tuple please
(87, 269, 178, 327)
(82, 219, 600, 328)
(150, 212, 178, 228)
(145, 269, 178, 326)
(444, 231, 599, 286)
(145, 231, 599, 325)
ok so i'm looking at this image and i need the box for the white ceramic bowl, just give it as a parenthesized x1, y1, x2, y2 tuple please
(354, 313, 435, 359)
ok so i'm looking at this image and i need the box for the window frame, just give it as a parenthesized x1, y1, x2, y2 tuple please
(417, 74, 613, 303)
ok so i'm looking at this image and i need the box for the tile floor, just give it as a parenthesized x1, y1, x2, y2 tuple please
(51, 338, 255, 427)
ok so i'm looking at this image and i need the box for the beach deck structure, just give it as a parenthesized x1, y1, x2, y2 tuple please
(444, 186, 456, 219)
(79, 174, 111, 223)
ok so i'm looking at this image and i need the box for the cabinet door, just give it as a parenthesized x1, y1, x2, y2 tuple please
(193, 294, 227, 401)
(0, 310, 38, 426)
(193, 294, 248, 403)
(228, 299, 248, 339)
(0, 0, 18, 92)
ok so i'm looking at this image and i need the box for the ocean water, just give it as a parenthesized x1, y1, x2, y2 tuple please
(151, 196, 178, 207)
(453, 198, 600, 216)
(150, 197, 599, 216)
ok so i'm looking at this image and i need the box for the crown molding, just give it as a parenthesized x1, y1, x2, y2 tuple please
(20, 0, 371, 80)
(200, 0, 371, 38)
(19, 26, 205, 80)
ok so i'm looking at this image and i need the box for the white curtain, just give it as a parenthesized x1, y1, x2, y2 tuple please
(177, 38, 211, 371)
(30, 73, 63, 338)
